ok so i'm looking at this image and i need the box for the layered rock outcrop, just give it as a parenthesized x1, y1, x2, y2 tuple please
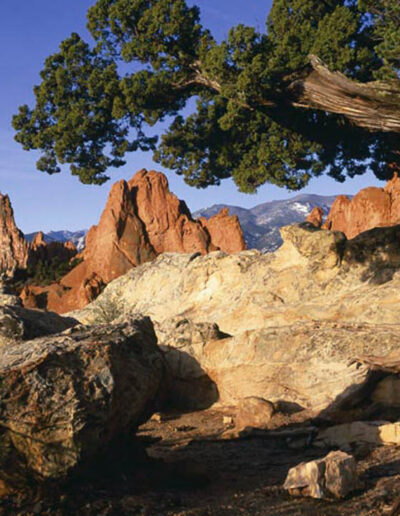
(151, 315, 400, 416)
(76, 222, 400, 332)
(323, 174, 400, 238)
(74, 223, 400, 415)
(0, 194, 28, 276)
(0, 316, 165, 489)
(189, 321, 400, 413)
(3, 216, 400, 507)
(22, 169, 246, 313)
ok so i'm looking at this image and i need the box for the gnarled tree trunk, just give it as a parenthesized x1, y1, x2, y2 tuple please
(288, 55, 400, 134)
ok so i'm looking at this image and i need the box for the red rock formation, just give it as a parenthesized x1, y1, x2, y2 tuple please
(20, 272, 105, 312)
(28, 231, 77, 266)
(306, 207, 323, 228)
(323, 174, 400, 239)
(31, 231, 46, 250)
(129, 170, 217, 254)
(23, 176, 157, 313)
(0, 194, 29, 276)
(19, 285, 41, 309)
(199, 208, 247, 253)
(22, 169, 246, 313)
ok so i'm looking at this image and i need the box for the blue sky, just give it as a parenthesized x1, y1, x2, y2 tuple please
(0, 0, 383, 233)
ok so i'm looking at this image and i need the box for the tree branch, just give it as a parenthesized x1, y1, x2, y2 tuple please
(174, 55, 400, 135)
(287, 55, 400, 133)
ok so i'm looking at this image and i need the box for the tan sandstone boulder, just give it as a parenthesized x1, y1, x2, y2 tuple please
(151, 318, 400, 417)
(73, 223, 400, 414)
(284, 451, 359, 500)
(315, 421, 400, 449)
(75, 223, 400, 333)
(234, 397, 275, 430)
(194, 321, 400, 413)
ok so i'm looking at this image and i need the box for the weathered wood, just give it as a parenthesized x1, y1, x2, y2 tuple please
(289, 55, 400, 133)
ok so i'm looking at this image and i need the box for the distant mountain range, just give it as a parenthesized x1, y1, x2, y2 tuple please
(194, 193, 340, 252)
(24, 230, 87, 252)
(24, 193, 341, 254)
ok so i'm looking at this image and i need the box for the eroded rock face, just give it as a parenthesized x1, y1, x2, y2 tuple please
(81, 176, 157, 286)
(21, 177, 157, 313)
(74, 223, 400, 414)
(323, 174, 400, 238)
(151, 318, 400, 414)
(199, 207, 247, 254)
(22, 170, 246, 313)
(0, 194, 28, 276)
(76, 223, 400, 333)
(0, 317, 165, 489)
(306, 207, 323, 228)
(196, 321, 400, 412)
(155, 318, 222, 411)
(129, 170, 212, 255)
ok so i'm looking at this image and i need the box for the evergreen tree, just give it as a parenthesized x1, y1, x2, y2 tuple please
(12, 0, 400, 192)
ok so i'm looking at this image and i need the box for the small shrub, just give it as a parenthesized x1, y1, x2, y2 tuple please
(91, 296, 121, 324)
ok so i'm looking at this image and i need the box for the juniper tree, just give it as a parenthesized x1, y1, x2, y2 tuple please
(12, 0, 400, 192)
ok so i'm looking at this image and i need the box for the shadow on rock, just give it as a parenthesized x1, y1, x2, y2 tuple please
(343, 225, 400, 285)
(161, 347, 220, 412)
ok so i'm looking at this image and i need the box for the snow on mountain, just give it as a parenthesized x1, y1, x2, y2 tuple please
(194, 193, 341, 252)
(24, 193, 343, 256)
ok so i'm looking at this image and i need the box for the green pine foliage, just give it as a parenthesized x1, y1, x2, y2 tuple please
(12, 0, 400, 192)
(359, 0, 400, 80)
(12, 257, 83, 290)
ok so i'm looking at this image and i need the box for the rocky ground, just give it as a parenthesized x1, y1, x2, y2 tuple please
(2, 408, 400, 515)
(2, 221, 400, 515)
